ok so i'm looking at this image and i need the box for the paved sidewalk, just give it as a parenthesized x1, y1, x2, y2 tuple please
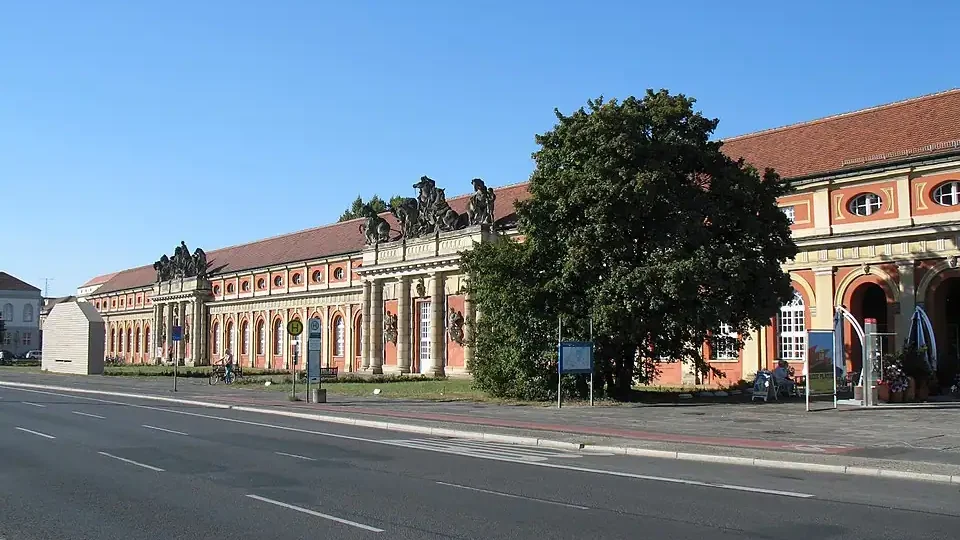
(4, 369, 960, 470)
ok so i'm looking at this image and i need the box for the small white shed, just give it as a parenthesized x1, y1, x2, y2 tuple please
(41, 300, 105, 375)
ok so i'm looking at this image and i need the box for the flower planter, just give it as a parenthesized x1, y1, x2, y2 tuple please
(877, 382, 890, 403)
(906, 377, 916, 402)
(891, 390, 904, 403)
(916, 380, 930, 401)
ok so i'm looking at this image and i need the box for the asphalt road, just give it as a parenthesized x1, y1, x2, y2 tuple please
(1, 387, 959, 540)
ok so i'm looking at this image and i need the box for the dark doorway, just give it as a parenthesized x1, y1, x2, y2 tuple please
(936, 278, 960, 388)
(850, 283, 890, 375)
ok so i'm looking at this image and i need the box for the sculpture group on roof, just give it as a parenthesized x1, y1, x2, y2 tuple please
(361, 176, 497, 246)
(153, 241, 211, 282)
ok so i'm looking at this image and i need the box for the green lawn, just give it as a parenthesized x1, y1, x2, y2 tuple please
(249, 377, 488, 401)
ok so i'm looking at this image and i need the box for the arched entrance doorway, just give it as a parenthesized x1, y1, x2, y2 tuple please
(847, 282, 893, 375)
(929, 277, 960, 387)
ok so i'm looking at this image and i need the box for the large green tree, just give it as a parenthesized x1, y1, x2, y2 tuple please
(462, 90, 797, 400)
(338, 194, 404, 222)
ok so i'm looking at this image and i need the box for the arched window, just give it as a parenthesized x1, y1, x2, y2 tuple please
(126, 328, 132, 355)
(212, 322, 220, 355)
(2, 303, 13, 322)
(135, 327, 142, 353)
(118, 328, 124, 354)
(273, 319, 283, 355)
(848, 193, 882, 216)
(256, 320, 265, 355)
(145, 326, 151, 355)
(777, 290, 806, 361)
(110, 328, 116, 352)
(334, 316, 345, 357)
(933, 181, 960, 206)
(226, 321, 234, 353)
(22, 304, 33, 323)
(354, 315, 363, 358)
(241, 320, 249, 355)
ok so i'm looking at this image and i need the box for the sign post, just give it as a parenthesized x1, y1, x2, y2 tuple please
(287, 319, 304, 401)
(805, 329, 837, 412)
(557, 317, 595, 409)
(307, 319, 322, 402)
(171, 325, 182, 392)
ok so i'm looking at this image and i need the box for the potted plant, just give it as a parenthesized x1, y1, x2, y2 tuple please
(882, 361, 908, 403)
(899, 344, 933, 402)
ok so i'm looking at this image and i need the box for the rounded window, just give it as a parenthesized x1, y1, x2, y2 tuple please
(292, 273, 302, 285)
(333, 268, 345, 280)
(213, 285, 221, 295)
(273, 275, 283, 287)
(933, 181, 960, 207)
(257, 278, 266, 290)
(848, 193, 882, 216)
(312, 270, 322, 283)
(241, 280, 250, 292)
(226, 283, 235, 293)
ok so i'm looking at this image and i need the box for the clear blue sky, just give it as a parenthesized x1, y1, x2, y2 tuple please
(2, 0, 958, 297)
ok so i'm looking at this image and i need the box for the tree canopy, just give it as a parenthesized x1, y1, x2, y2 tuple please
(338, 194, 404, 222)
(461, 90, 798, 400)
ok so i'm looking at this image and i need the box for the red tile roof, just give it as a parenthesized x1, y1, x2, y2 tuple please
(0, 272, 40, 292)
(721, 88, 960, 179)
(93, 182, 531, 295)
(79, 272, 118, 288)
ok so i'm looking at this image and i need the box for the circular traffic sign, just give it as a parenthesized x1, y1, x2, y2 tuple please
(309, 319, 321, 333)
(287, 319, 304, 336)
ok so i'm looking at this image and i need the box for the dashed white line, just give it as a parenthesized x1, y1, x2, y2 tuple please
(2, 386, 816, 499)
(246, 494, 383, 532)
(98, 452, 165, 472)
(72, 411, 105, 419)
(436, 481, 590, 509)
(275, 451, 316, 461)
(15, 427, 56, 439)
(21, 401, 45, 408)
(142, 424, 188, 436)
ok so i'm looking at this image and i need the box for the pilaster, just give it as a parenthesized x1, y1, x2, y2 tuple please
(463, 290, 475, 372)
(165, 303, 174, 362)
(429, 273, 446, 377)
(397, 276, 412, 374)
(371, 280, 384, 375)
(813, 266, 836, 329)
(361, 281, 371, 370)
(896, 260, 916, 346)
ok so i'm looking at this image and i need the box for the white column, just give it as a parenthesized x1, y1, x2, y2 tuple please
(361, 281, 371, 370)
(371, 280, 384, 375)
(165, 302, 174, 362)
(429, 273, 446, 377)
(397, 276, 411, 374)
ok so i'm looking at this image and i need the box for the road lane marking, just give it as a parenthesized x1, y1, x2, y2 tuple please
(436, 481, 589, 509)
(275, 451, 316, 461)
(72, 411, 105, 419)
(98, 452, 165, 472)
(142, 424, 188, 436)
(4, 387, 816, 499)
(15, 427, 55, 439)
(246, 494, 383, 532)
(21, 401, 45, 408)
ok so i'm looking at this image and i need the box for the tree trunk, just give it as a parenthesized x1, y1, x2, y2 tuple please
(613, 356, 634, 398)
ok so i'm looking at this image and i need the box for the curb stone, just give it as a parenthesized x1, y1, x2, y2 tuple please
(0, 380, 956, 485)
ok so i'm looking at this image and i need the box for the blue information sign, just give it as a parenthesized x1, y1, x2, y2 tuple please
(558, 341, 593, 374)
(171, 326, 183, 342)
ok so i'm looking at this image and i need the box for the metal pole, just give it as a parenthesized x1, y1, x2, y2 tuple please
(306, 343, 311, 403)
(172, 349, 178, 392)
(589, 318, 594, 407)
(557, 316, 562, 410)
(292, 346, 297, 401)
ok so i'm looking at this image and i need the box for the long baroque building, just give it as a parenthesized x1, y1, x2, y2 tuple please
(82, 89, 960, 386)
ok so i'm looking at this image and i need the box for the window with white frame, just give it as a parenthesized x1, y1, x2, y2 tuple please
(848, 193, 882, 216)
(212, 323, 220, 355)
(419, 301, 432, 362)
(781, 205, 795, 224)
(273, 319, 283, 355)
(933, 181, 960, 206)
(22, 304, 33, 323)
(334, 317, 345, 356)
(2, 303, 12, 322)
(710, 323, 738, 360)
(21, 332, 31, 346)
(777, 291, 806, 361)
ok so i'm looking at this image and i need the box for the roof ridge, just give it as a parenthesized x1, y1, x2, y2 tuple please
(722, 88, 960, 143)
